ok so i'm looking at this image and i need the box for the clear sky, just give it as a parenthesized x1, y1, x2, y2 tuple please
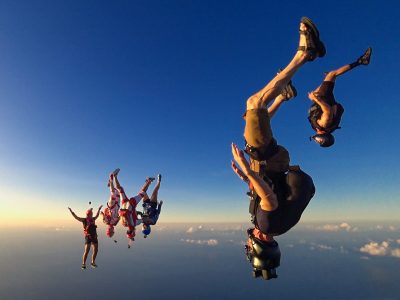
(0, 0, 399, 226)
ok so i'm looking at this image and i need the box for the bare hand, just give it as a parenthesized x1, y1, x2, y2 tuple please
(231, 160, 249, 182)
(231, 143, 251, 176)
(98, 205, 103, 210)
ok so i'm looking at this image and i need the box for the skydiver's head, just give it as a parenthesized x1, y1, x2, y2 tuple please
(106, 225, 115, 238)
(310, 133, 335, 147)
(86, 208, 93, 218)
(245, 228, 281, 280)
(142, 224, 151, 238)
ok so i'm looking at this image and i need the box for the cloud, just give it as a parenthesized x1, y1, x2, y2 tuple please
(186, 225, 203, 233)
(315, 222, 355, 232)
(309, 243, 333, 251)
(360, 240, 400, 258)
(360, 256, 370, 260)
(180, 239, 218, 246)
(391, 248, 400, 258)
(360, 241, 389, 256)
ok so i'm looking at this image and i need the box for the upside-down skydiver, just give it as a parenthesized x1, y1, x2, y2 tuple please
(231, 17, 321, 280)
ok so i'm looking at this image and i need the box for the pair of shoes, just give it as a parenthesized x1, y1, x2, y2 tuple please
(298, 17, 326, 61)
(357, 47, 372, 65)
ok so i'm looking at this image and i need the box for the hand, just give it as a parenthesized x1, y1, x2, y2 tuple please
(68, 207, 72, 211)
(231, 160, 249, 182)
(231, 143, 251, 176)
(308, 92, 316, 101)
(98, 205, 103, 210)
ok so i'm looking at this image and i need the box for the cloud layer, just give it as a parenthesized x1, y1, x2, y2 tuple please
(360, 240, 400, 258)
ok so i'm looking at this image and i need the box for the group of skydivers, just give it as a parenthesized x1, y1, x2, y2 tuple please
(68, 169, 163, 269)
(68, 17, 371, 278)
(231, 17, 371, 279)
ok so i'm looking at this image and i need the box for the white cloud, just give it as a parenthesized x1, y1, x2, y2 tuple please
(360, 241, 389, 256)
(316, 244, 333, 251)
(391, 248, 400, 258)
(186, 227, 194, 233)
(360, 256, 370, 260)
(389, 226, 396, 231)
(180, 238, 218, 246)
(339, 223, 352, 231)
(360, 240, 400, 258)
(315, 223, 354, 232)
(397, 239, 400, 244)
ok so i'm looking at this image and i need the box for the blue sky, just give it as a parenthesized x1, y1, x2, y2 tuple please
(0, 0, 399, 224)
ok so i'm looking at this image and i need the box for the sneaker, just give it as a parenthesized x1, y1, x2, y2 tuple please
(357, 47, 372, 65)
(157, 174, 162, 182)
(146, 177, 155, 182)
(281, 81, 297, 101)
(91, 263, 98, 268)
(81, 264, 86, 270)
(111, 168, 120, 177)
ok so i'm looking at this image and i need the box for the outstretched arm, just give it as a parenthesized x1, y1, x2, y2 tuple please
(231, 144, 278, 211)
(68, 207, 85, 222)
(93, 205, 103, 220)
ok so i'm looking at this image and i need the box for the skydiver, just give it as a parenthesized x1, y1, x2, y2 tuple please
(231, 17, 320, 280)
(308, 47, 372, 147)
(114, 172, 154, 248)
(68, 205, 102, 269)
(141, 174, 163, 238)
(101, 168, 121, 239)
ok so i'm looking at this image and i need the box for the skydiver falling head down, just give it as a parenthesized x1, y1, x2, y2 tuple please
(115, 172, 155, 248)
(231, 17, 319, 280)
(141, 174, 163, 238)
(101, 168, 121, 239)
(308, 47, 372, 147)
(68, 205, 103, 269)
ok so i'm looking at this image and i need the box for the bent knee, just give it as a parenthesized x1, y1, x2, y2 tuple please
(324, 71, 337, 82)
(246, 95, 262, 110)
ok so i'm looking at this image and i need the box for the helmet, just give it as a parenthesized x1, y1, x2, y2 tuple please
(86, 208, 93, 217)
(106, 225, 114, 238)
(142, 225, 151, 237)
(245, 228, 281, 280)
(310, 133, 335, 147)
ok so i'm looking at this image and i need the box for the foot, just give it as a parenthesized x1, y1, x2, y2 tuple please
(299, 17, 326, 61)
(157, 174, 162, 182)
(357, 47, 372, 65)
(146, 177, 155, 182)
(91, 262, 98, 268)
(81, 264, 86, 270)
(281, 81, 297, 101)
(111, 168, 120, 177)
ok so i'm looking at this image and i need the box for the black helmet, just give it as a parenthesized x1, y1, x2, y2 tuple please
(310, 133, 335, 147)
(245, 228, 281, 280)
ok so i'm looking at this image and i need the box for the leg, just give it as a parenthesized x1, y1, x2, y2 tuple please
(247, 22, 313, 110)
(150, 176, 161, 203)
(82, 243, 90, 266)
(91, 243, 98, 265)
(267, 94, 287, 119)
(140, 177, 154, 193)
(321, 47, 372, 84)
